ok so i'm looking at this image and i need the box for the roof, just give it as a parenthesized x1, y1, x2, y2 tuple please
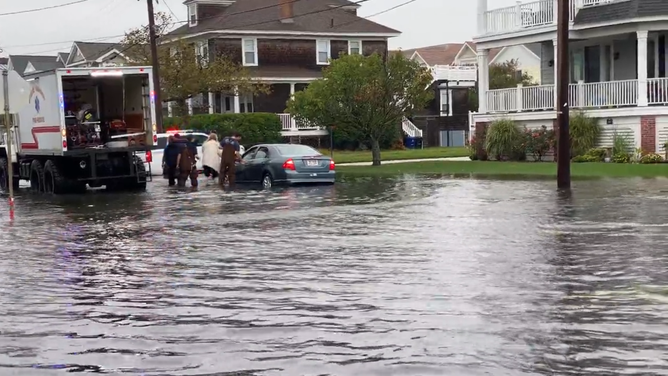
(401, 42, 502, 66)
(74, 41, 122, 61)
(166, 0, 400, 38)
(8, 55, 61, 74)
(574, 0, 668, 24)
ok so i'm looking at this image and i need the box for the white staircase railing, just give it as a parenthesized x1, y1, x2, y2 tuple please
(402, 117, 422, 138)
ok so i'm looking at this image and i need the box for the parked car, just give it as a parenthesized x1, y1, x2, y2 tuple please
(234, 144, 335, 188)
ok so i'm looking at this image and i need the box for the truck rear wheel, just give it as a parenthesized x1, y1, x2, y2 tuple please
(0, 158, 19, 192)
(30, 160, 44, 192)
(43, 160, 86, 194)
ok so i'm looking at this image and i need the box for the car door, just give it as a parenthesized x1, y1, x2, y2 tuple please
(245, 146, 270, 183)
(237, 146, 257, 183)
(191, 134, 208, 171)
(150, 135, 169, 176)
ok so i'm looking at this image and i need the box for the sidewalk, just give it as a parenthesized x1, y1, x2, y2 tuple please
(338, 156, 470, 166)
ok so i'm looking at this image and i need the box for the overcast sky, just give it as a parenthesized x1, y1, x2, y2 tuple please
(0, 0, 518, 57)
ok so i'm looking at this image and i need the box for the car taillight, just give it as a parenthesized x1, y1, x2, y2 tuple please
(329, 159, 335, 170)
(146, 150, 152, 163)
(282, 158, 295, 170)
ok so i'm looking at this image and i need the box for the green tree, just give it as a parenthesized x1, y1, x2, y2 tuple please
(120, 12, 264, 116)
(287, 53, 433, 165)
(489, 59, 535, 89)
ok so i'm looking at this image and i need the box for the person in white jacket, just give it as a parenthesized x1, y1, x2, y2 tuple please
(202, 133, 222, 180)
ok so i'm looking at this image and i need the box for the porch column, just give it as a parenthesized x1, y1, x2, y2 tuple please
(167, 101, 173, 117)
(637, 30, 649, 106)
(553, 38, 558, 109)
(477, 48, 489, 113)
(476, 0, 487, 35)
(208, 92, 214, 114)
(233, 87, 241, 113)
(290, 83, 296, 98)
(187, 98, 193, 115)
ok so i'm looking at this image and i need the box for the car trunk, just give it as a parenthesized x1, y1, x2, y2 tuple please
(293, 156, 330, 173)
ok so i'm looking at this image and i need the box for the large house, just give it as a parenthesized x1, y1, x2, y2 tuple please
(472, 0, 668, 154)
(162, 0, 401, 137)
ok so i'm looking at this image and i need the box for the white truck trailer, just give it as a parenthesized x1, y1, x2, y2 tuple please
(0, 66, 158, 193)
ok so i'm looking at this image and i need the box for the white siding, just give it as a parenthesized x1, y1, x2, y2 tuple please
(655, 116, 668, 155)
(596, 117, 639, 150)
(492, 46, 541, 82)
(517, 119, 554, 130)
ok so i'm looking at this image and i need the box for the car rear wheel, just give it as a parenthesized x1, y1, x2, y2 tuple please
(261, 172, 273, 189)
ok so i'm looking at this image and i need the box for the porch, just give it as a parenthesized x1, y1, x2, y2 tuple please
(480, 0, 614, 36)
(480, 30, 668, 114)
(165, 81, 328, 136)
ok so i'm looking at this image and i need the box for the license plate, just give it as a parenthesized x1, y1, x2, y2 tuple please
(305, 160, 319, 166)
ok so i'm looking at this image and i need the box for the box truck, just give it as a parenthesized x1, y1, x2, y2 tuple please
(0, 66, 157, 193)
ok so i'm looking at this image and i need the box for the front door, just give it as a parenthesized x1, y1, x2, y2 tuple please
(584, 46, 600, 83)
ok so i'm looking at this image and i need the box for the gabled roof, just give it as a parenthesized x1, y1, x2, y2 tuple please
(57, 52, 69, 64)
(8, 55, 61, 75)
(402, 42, 502, 66)
(574, 0, 668, 24)
(74, 41, 122, 62)
(166, 0, 400, 38)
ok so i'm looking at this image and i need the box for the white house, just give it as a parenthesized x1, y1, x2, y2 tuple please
(401, 41, 542, 83)
(472, 0, 668, 154)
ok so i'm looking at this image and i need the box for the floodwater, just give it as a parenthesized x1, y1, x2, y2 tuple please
(2, 176, 668, 375)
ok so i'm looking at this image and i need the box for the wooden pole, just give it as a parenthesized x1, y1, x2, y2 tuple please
(556, 0, 570, 189)
(147, 0, 164, 133)
(2, 71, 15, 219)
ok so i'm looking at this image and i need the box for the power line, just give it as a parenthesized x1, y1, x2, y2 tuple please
(336, 0, 417, 28)
(161, 0, 180, 21)
(0, 0, 91, 17)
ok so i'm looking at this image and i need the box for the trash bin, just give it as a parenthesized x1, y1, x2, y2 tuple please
(404, 136, 417, 149)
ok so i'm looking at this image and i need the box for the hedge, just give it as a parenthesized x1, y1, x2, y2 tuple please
(163, 113, 283, 145)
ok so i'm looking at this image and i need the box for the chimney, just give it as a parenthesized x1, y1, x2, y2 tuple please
(279, 0, 294, 23)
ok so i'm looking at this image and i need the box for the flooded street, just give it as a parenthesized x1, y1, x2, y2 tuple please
(2, 176, 668, 375)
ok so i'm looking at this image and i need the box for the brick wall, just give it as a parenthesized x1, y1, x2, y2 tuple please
(641, 116, 656, 153)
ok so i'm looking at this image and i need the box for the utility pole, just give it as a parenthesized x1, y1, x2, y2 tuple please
(556, 0, 570, 189)
(146, 0, 164, 133)
(2, 70, 15, 219)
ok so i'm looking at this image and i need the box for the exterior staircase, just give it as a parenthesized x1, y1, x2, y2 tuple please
(402, 116, 422, 138)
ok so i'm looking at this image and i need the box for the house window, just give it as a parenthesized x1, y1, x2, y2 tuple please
(316, 39, 330, 65)
(440, 89, 453, 116)
(188, 4, 197, 26)
(196, 40, 208, 67)
(239, 95, 254, 113)
(242, 38, 257, 66)
(348, 40, 362, 55)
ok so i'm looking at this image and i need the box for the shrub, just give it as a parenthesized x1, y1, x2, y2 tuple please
(640, 153, 664, 164)
(468, 136, 479, 160)
(612, 153, 631, 163)
(524, 126, 555, 162)
(570, 111, 601, 157)
(163, 113, 283, 145)
(572, 154, 600, 163)
(485, 119, 524, 160)
(583, 147, 607, 161)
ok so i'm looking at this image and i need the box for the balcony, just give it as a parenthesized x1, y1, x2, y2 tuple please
(485, 78, 668, 113)
(481, 0, 616, 37)
(431, 65, 477, 82)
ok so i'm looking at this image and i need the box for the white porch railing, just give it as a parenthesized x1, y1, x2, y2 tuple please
(278, 113, 322, 131)
(648, 78, 668, 105)
(481, 0, 613, 36)
(402, 117, 423, 138)
(486, 80, 641, 112)
(568, 80, 637, 108)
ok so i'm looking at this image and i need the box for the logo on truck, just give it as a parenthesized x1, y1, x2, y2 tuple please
(29, 85, 46, 124)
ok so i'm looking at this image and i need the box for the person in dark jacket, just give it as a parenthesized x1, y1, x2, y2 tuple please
(162, 135, 185, 186)
(184, 135, 199, 187)
(219, 132, 241, 188)
(176, 139, 197, 188)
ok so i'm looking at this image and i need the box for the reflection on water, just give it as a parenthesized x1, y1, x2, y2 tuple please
(2, 176, 668, 374)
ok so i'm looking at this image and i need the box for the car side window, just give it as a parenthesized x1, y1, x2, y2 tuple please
(192, 135, 207, 146)
(254, 147, 269, 159)
(242, 147, 257, 161)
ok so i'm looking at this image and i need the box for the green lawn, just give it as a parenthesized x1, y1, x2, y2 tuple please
(337, 161, 668, 178)
(323, 147, 468, 164)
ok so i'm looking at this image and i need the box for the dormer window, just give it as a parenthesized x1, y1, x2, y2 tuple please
(188, 4, 197, 26)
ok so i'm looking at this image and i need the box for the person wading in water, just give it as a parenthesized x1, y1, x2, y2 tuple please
(219, 132, 242, 188)
(162, 134, 185, 186)
(176, 137, 198, 188)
